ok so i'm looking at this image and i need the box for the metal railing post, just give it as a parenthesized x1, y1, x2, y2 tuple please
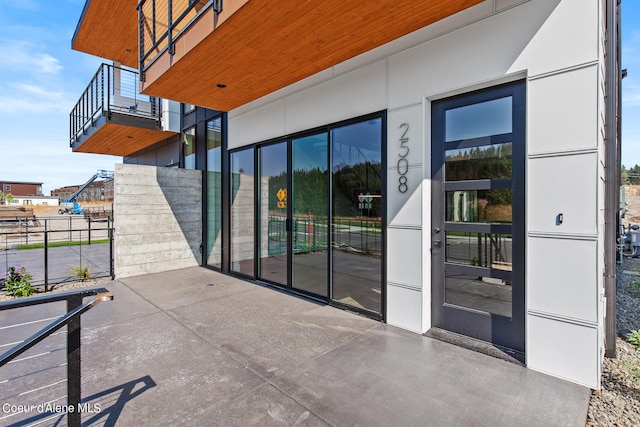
(152, 0, 156, 43)
(88, 218, 92, 245)
(168, 0, 174, 55)
(107, 65, 111, 115)
(67, 293, 82, 427)
(90, 79, 94, 119)
(44, 222, 49, 292)
(109, 219, 115, 280)
(138, 1, 145, 81)
(79, 229, 83, 273)
(100, 65, 104, 115)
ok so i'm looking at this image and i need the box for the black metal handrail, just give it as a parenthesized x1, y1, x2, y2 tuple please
(138, 0, 223, 79)
(0, 288, 113, 427)
(69, 63, 160, 146)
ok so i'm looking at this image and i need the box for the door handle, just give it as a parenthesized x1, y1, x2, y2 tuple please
(432, 240, 441, 248)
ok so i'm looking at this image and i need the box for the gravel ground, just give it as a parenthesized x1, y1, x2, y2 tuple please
(586, 257, 640, 426)
(0, 277, 113, 303)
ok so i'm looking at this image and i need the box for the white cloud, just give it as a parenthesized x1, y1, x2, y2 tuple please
(13, 82, 65, 98)
(0, 41, 63, 75)
(3, 0, 39, 11)
(0, 82, 74, 115)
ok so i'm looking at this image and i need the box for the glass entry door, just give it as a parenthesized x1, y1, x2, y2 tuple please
(258, 142, 288, 285)
(292, 134, 329, 296)
(253, 114, 384, 316)
(331, 119, 383, 314)
(258, 135, 331, 296)
(431, 81, 525, 355)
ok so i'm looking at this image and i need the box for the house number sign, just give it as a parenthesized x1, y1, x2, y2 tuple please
(398, 123, 409, 193)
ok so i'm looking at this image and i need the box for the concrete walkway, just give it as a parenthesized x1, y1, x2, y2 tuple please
(2, 267, 591, 426)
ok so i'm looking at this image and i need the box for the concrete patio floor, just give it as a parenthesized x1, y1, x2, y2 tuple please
(2, 266, 591, 426)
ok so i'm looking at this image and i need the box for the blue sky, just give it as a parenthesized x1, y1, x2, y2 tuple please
(0, 1, 638, 195)
(622, 1, 640, 169)
(0, 0, 118, 195)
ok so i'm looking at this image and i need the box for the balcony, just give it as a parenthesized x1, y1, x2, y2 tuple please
(70, 63, 177, 156)
(137, 0, 483, 111)
(72, 0, 138, 68)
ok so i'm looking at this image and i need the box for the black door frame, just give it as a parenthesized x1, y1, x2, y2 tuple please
(224, 112, 387, 321)
(256, 139, 291, 287)
(431, 80, 526, 355)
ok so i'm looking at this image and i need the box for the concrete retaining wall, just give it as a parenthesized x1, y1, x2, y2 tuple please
(114, 163, 202, 278)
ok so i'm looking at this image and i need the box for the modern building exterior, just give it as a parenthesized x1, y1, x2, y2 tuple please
(0, 181, 43, 199)
(70, 0, 622, 389)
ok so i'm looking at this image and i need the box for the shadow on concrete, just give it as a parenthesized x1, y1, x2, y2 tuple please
(5, 376, 156, 427)
(81, 375, 157, 426)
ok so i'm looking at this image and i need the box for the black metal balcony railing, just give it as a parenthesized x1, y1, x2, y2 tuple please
(138, 0, 223, 78)
(0, 289, 113, 427)
(69, 63, 160, 147)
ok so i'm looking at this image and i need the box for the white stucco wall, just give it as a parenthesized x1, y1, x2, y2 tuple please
(226, 0, 605, 388)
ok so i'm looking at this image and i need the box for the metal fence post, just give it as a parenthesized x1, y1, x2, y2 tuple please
(88, 218, 91, 245)
(67, 293, 82, 427)
(44, 221, 49, 292)
(79, 230, 83, 270)
(109, 219, 114, 280)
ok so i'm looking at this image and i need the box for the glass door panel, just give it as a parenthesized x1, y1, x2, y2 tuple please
(230, 148, 255, 276)
(432, 81, 525, 354)
(292, 134, 329, 296)
(331, 119, 383, 314)
(258, 142, 288, 285)
(206, 117, 222, 268)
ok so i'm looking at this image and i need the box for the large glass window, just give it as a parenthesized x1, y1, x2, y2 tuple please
(206, 117, 222, 269)
(226, 114, 384, 316)
(331, 118, 383, 313)
(184, 127, 196, 169)
(292, 133, 328, 297)
(258, 142, 288, 285)
(230, 148, 255, 276)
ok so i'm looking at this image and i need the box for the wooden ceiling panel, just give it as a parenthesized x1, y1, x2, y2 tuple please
(140, 0, 484, 111)
(72, 0, 138, 68)
(73, 123, 178, 157)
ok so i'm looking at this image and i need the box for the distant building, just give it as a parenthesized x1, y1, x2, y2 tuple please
(4, 196, 60, 207)
(52, 181, 106, 202)
(103, 178, 114, 203)
(0, 181, 43, 201)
